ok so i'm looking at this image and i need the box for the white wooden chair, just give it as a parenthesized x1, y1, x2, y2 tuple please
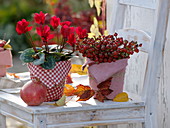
(0, 0, 169, 128)
(106, 0, 170, 128)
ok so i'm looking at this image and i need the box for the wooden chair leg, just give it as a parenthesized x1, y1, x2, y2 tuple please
(0, 114, 6, 128)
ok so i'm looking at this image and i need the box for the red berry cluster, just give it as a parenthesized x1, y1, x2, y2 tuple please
(76, 33, 142, 64)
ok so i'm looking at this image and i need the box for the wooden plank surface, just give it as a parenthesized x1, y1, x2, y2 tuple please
(119, 0, 156, 9)
(158, 10, 170, 128)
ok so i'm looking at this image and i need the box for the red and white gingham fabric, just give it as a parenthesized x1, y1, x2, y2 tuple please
(45, 81, 65, 102)
(27, 61, 71, 102)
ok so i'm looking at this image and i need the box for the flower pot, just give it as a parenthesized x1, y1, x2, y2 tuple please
(88, 59, 128, 99)
(27, 60, 71, 102)
(0, 49, 13, 77)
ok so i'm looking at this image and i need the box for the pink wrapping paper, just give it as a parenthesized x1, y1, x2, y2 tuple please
(0, 49, 13, 77)
(88, 59, 128, 99)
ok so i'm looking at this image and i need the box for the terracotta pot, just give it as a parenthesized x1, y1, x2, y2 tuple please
(0, 49, 13, 77)
(27, 60, 71, 102)
(88, 59, 128, 99)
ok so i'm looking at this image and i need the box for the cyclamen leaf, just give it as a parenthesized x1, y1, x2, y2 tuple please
(41, 55, 56, 69)
(32, 52, 45, 65)
(20, 48, 35, 63)
(113, 92, 129, 102)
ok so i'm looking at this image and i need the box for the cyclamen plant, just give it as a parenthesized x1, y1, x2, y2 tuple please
(16, 11, 88, 69)
(76, 33, 142, 64)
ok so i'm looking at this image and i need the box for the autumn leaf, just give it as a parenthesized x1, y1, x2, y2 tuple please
(95, 0, 102, 16)
(70, 64, 88, 75)
(94, 17, 98, 26)
(95, 78, 113, 102)
(95, 91, 105, 102)
(7, 73, 21, 79)
(55, 95, 66, 106)
(89, 17, 101, 38)
(97, 77, 112, 90)
(77, 90, 95, 101)
(49, 95, 66, 106)
(100, 89, 113, 96)
(74, 84, 92, 96)
(104, 30, 109, 36)
(65, 74, 73, 84)
(74, 84, 95, 101)
(89, 0, 94, 8)
(113, 92, 129, 102)
(64, 84, 75, 96)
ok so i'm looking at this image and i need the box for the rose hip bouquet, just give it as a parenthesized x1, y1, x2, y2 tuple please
(16, 11, 88, 69)
(75, 33, 142, 102)
(76, 33, 142, 64)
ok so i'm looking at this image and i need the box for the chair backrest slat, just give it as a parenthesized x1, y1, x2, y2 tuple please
(116, 29, 151, 96)
(119, 0, 156, 9)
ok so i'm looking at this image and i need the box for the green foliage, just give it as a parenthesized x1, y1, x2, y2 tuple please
(68, 0, 90, 12)
(0, 0, 48, 55)
(20, 48, 36, 63)
(41, 54, 56, 69)
(32, 52, 45, 65)
(20, 47, 72, 69)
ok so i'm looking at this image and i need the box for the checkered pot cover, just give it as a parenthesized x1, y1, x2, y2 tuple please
(27, 60, 71, 102)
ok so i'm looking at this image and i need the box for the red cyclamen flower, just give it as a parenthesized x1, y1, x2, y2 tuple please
(60, 21, 71, 26)
(76, 27, 88, 39)
(16, 19, 33, 35)
(36, 25, 54, 42)
(67, 33, 76, 47)
(61, 25, 74, 38)
(34, 11, 47, 24)
(50, 16, 60, 29)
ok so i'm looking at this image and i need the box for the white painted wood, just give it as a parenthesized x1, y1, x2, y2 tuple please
(107, 0, 155, 35)
(123, 6, 154, 35)
(116, 29, 151, 53)
(0, 1, 169, 128)
(116, 29, 150, 96)
(106, 0, 126, 34)
(143, 0, 170, 128)
(119, 0, 156, 9)
(33, 114, 47, 128)
(0, 90, 144, 128)
(157, 10, 170, 128)
(106, 0, 170, 128)
(0, 114, 6, 128)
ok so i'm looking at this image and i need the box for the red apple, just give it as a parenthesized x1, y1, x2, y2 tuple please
(20, 80, 47, 106)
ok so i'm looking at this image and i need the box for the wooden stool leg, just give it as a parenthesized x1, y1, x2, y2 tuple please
(0, 114, 6, 128)
(33, 115, 47, 128)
